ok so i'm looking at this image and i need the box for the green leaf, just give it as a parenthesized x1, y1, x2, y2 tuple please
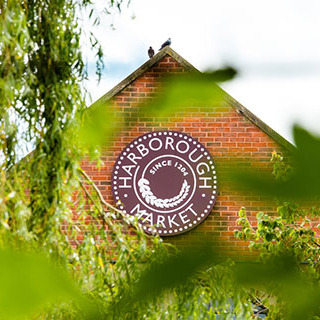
(79, 101, 122, 152)
(141, 69, 236, 119)
(256, 212, 264, 220)
(0, 249, 85, 318)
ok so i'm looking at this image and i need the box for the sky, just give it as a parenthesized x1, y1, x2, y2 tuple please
(82, 0, 320, 144)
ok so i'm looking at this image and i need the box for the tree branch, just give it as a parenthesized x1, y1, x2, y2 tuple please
(78, 167, 125, 217)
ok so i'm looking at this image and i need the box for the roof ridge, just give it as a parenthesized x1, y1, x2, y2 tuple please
(93, 47, 198, 106)
(92, 47, 295, 152)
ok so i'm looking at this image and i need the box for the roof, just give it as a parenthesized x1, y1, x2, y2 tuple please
(94, 46, 295, 153)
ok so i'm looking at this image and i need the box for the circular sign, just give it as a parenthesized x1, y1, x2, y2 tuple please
(111, 131, 217, 236)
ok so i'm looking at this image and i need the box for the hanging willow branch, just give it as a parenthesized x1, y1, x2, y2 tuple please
(77, 167, 156, 240)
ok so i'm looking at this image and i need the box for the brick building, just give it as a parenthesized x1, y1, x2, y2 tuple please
(81, 47, 294, 256)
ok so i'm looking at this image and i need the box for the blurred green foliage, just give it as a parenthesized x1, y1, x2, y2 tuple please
(145, 68, 236, 118)
(0, 249, 83, 319)
(2, 1, 320, 320)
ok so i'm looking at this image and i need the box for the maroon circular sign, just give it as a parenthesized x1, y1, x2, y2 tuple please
(111, 131, 217, 236)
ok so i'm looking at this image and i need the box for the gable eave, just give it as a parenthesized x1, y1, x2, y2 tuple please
(223, 93, 296, 153)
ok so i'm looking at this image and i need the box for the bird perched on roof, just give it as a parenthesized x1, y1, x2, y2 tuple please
(148, 46, 155, 58)
(159, 38, 171, 50)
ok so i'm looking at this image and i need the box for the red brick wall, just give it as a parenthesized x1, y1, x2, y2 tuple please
(81, 55, 286, 257)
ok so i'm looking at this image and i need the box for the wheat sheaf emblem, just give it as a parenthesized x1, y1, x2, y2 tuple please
(138, 178, 190, 209)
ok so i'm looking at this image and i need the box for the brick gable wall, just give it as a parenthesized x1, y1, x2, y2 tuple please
(80, 54, 286, 258)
